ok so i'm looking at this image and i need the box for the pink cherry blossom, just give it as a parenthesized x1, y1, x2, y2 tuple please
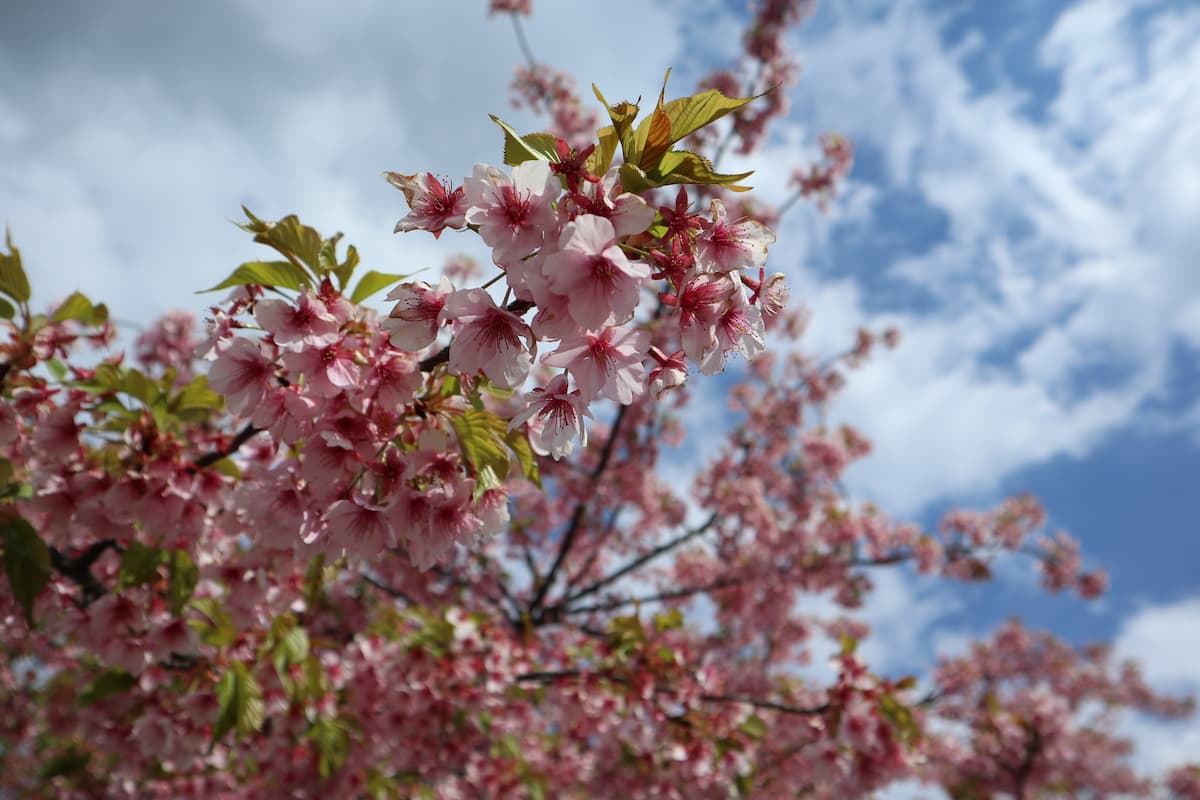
(713, 283, 766, 363)
(382, 276, 452, 352)
(207, 337, 276, 416)
(464, 160, 560, 266)
(254, 290, 339, 350)
(543, 214, 651, 330)
(676, 272, 735, 374)
(282, 341, 360, 398)
(693, 199, 775, 274)
(541, 326, 649, 404)
(386, 171, 468, 238)
(509, 374, 590, 460)
(442, 288, 535, 389)
(648, 346, 689, 395)
(323, 497, 395, 559)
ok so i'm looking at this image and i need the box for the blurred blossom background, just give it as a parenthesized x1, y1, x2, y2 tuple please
(2, 0, 1198, 775)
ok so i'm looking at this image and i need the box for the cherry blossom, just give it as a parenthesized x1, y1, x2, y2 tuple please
(544, 214, 652, 330)
(442, 287, 535, 389)
(541, 326, 649, 404)
(464, 160, 560, 266)
(509, 373, 590, 459)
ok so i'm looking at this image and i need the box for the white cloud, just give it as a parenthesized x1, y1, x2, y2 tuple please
(1113, 596, 1200, 775)
(753, 0, 1200, 517)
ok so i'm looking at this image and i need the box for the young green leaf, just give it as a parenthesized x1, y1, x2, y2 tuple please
(239, 212, 324, 274)
(0, 230, 31, 303)
(635, 70, 674, 171)
(167, 549, 200, 615)
(449, 408, 512, 486)
(201, 260, 313, 293)
(117, 541, 166, 589)
(51, 292, 108, 326)
(1, 515, 51, 627)
(349, 270, 410, 304)
(490, 115, 561, 166)
(212, 661, 265, 744)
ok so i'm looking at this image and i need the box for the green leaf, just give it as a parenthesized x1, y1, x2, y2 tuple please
(333, 243, 358, 290)
(0, 296, 14, 320)
(504, 427, 541, 488)
(167, 549, 200, 615)
(38, 746, 91, 780)
(238, 210, 325, 274)
(653, 85, 755, 147)
(317, 231, 345, 273)
(653, 608, 684, 633)
(490, 115, 560, 166)
(0, 230, 31, 303)
(636, 70, 674, 171)
(878, 692, 921, 745)
(212, 661, 264, 744)
(208, 457, 242, 480)
(449, 408, 511, 486)
(201, 260, 313, 293)
(51, 291, 108, 326)
(79, 669, 136, 706)
(114, 368, 161, 408)
(1, 515, 51, 627)
(349, 270, 410, 304)
(586, 125, 620, 177)
(308, 715, 351, 778)
(739, 714, 767, 740)
(653, 150, 754, 191)
(269, 614, 310, 691)
(189, 596, 238, 648)
(591, 85, 641, 163)
(171, 375, 223, 415)
(117, 541, 166, 589)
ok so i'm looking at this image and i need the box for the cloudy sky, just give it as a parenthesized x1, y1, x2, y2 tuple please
(3, 0, 1198, 778)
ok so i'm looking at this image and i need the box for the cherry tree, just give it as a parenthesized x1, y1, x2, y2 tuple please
(2, 2, 1197, 798)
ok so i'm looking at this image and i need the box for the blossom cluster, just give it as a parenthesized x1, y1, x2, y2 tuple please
(383, 157, 779, 460)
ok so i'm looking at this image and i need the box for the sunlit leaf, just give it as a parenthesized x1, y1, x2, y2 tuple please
(636, 71, 674, 171)
(349, 270, 410, 304)
(490, 115, 560, 166)
(238, 209, 324, 274)
(654, 150, 754, 191)
(449, 408, 511, 486)
(201, 260, 312, 293)
(212, 661, 264, 744)
(51, 291, 108, 326)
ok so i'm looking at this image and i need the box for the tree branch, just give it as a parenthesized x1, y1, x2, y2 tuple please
(528, 403, 630, 616)
(556, 512, 718, 611)
(514, 668, 828, 716)
(191, 422, 263, 471)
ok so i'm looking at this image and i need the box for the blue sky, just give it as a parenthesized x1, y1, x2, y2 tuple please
(2, 0, 1198, 777)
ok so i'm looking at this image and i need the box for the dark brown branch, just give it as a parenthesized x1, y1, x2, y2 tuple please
(528, 403, 630, 616)
(557, 512, 719, 611)
(514, 668, 828, 716)
(191, 422, 263, 471)
(561, 574, 746, 617)
(48, 538, 118, 606)
(360, 572, 413, 604)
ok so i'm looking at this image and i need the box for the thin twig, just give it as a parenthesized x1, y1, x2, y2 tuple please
(528, 403, 630, 615)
